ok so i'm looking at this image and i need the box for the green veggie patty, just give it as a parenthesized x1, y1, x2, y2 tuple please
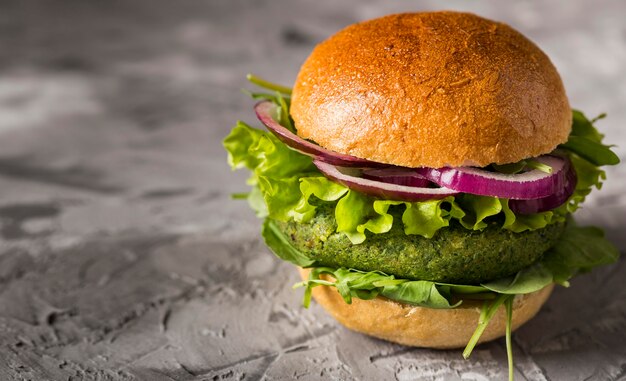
(272, 204, 566, 284)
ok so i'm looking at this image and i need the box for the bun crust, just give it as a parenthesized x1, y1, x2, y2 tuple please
(299, 268, 553, 349)
(291, 12, 571, 168)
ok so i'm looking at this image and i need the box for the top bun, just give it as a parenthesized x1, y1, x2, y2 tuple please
(291, 12, 571, 168)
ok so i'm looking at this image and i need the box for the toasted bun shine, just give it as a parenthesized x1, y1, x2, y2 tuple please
(299, 268, 553, 349)
(291, 12, 571, 168)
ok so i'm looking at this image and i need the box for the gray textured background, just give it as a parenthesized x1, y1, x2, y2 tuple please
(1, 1, 625, 380)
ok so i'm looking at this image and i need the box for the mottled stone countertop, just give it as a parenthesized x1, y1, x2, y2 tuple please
(1, 1, 625, 380)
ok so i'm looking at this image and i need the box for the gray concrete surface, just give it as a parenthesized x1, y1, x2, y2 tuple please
(0, 0, 625, 380)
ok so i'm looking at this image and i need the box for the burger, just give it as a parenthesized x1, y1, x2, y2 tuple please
(223, 11, 620, 379)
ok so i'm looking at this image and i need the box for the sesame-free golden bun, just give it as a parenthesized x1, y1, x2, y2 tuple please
(299, 268, 553, 349)
(291, 11, 571, 168)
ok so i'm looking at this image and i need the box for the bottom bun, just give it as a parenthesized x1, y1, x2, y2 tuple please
(299, 267, 553, 349)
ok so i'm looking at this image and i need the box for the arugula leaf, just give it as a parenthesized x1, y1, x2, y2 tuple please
(246, 73, 293, 95)
(437, 283, 489, 295)
(560, 136, 620, 166)
(525, 159, 553, 174)
(482, 221, 619, 291)
(292, 267, 336, 308)
(333, 268, 387, 303)
(262, 219, 315, 267)
(463, 294, 512, 359)
(571, 110, 604, 141)
(241, 89, 290, 105)
(559, 109, 620, 166)
(492, 159, 552, 174)
(275, 91, 295, 132)
(481, 263, 553, 294)
(492, 161, 527, 174)
(541, 222, 619, 285)
(505, 297, 514, 381)
(381, 281, 458, 308)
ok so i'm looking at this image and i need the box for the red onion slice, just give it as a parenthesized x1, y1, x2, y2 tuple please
(254, 101, 387, 168)
(314, 160, 458, 201)
(362, 168, 431, 187)
(415, 156, 568, 200)
(508, 161, 577, 214)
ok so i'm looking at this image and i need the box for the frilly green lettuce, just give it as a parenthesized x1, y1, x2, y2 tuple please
(224, 112, 616, 244)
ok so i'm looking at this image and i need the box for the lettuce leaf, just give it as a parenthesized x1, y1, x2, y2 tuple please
(223, 122, 564, 243)
(225, 80, 618, 244)
(336, 192, 403, 244)
(290, 176, 348, 222)
(224, 121, 318, 221)
(560, 110, 619, 166)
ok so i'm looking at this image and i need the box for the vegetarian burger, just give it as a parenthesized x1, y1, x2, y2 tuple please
(224, 11, 619, 377)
